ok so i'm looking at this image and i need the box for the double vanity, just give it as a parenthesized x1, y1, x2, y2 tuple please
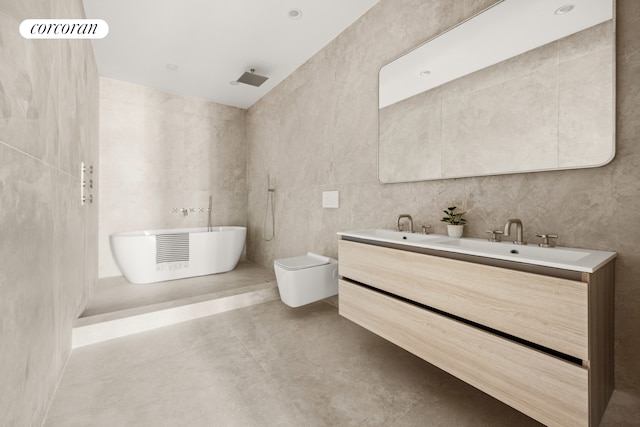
(365, 0, 616, 423)
(337, 229, 616, 426)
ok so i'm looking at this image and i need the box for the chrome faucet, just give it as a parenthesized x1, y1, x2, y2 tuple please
(397, 214, 414, 233)
(503, 218, 526, 245)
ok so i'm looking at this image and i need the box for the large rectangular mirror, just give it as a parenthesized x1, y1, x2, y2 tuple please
(378, 0, 615, 183)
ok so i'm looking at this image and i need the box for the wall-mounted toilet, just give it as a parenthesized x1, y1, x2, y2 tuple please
(274, 252, 338, 307)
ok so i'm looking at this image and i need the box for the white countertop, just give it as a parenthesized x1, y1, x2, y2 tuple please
(337, 229, 617, 273)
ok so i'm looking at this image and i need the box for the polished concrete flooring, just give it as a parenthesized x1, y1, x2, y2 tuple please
(46, 275, 639, 425)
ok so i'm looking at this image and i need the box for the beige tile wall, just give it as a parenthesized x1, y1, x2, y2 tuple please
(0, 0, 99, 425)
(246, 0, 640, 394)
(98, 78, 247, 277)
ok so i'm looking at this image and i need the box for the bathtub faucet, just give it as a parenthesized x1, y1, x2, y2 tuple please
(207, 195, 213, 232)
(180, 208, 189, 217)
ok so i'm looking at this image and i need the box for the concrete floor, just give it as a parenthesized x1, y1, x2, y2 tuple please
(44, 296, 640, 426)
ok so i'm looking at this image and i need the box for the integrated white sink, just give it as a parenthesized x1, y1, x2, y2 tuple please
(343, 228, 442, 244)
(337, 229, 616, 272)
(435, 238, 591, 263)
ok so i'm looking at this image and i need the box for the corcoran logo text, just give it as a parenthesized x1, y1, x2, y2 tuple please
(20, 19, 109, 39)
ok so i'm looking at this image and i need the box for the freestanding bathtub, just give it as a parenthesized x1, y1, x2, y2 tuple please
(110, 226, 246, 284)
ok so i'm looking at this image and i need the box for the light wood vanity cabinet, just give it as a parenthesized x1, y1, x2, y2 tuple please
(338, 239, 614, 427)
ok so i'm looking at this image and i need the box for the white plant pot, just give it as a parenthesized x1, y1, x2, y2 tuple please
(447, 224, 464, 238)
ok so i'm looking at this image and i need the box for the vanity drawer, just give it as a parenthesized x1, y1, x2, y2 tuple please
(339, 280, 589, 426)
(338, 240, 588, 360)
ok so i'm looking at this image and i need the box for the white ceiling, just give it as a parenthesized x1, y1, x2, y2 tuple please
(379, 0, 613, 108)
(83, 0, 380, 109)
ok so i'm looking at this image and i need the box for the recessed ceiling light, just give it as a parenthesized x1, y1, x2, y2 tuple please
(166, 63, 179, 71)
(229, 81, 239, 86)
(288, 9, 302, 20)
(554, 4, 575, 15)
(420, 70, 431, 77)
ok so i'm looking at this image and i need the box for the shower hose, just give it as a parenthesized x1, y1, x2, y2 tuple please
(262, 189, 275, 241)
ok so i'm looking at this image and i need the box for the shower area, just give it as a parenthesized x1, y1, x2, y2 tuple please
(77, 78, 278, 347)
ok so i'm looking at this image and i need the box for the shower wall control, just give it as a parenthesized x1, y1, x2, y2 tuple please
(81, 162, 94, 205)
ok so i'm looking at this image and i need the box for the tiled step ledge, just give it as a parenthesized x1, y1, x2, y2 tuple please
(72, 281, 279, 348)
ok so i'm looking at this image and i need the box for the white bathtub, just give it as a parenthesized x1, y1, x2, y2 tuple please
(110, 226, 246, 284)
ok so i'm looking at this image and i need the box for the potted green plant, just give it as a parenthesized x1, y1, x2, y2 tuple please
(441, 206, 467, 238)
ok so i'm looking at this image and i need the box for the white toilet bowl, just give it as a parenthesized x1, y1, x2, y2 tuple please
(274, 252, 338, 307)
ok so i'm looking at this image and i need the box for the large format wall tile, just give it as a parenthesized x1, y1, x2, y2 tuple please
(0, 145, 57, 425)
(0, 0, 99, 424)
(0, 11, 59, 166)
(246, 0, 640, 394)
